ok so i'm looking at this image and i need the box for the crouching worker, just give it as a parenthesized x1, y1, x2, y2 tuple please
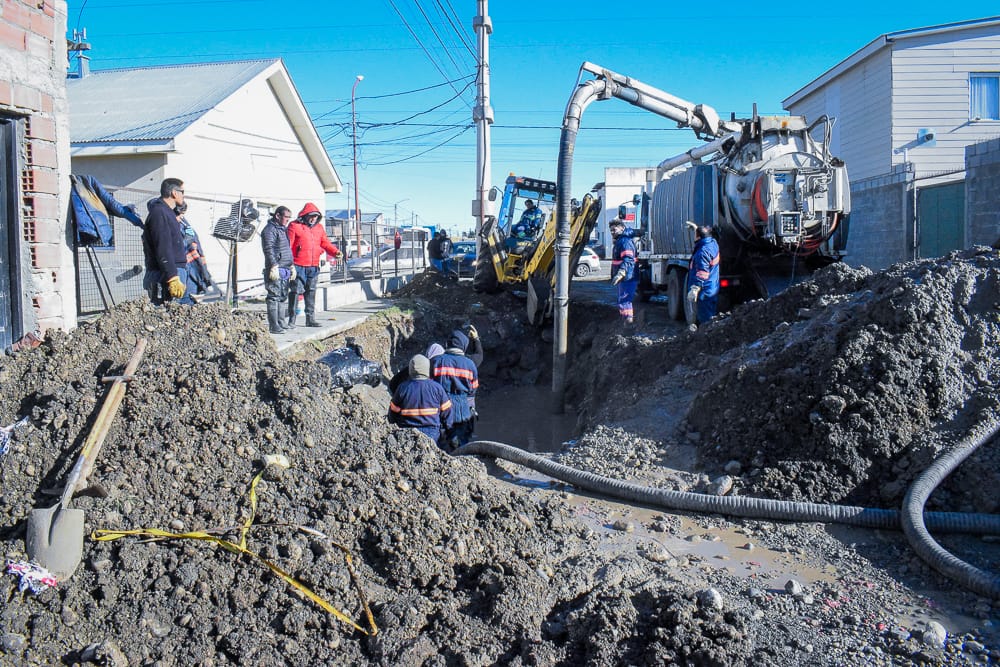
(432, 330, 479, 450)
(388, 354, 453, 445)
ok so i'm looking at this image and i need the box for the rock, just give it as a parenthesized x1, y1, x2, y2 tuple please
(60, 606, 79, 626)
(710, 475, 733, 496)
(80, 641, 128, 667)
(784, 579, 803, 596)
(724, 460, 742, 475)
(2, 633, 26, 652)
(611, 519, 635, 533)
(696, 588, 724, 612)
(920, 620, 947, 648)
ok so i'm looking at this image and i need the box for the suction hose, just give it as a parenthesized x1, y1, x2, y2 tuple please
(902, 418, 1000, 599)
(455, 440, 1000, 537)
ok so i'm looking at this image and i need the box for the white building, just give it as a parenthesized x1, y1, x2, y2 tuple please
(591, 167, 647, 258)
(67, 59, 341, 309)
(783, 16, 1000, 268)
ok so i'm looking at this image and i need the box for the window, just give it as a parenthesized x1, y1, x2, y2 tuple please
(970, 73, 1000, 120)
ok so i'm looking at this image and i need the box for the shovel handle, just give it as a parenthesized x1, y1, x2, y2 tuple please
(60, 338, 147, 504)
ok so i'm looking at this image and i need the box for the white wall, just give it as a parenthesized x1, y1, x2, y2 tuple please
(891, 25, 1000, 180)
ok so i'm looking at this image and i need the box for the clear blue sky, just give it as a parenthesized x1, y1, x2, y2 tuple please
(65, 1, 998, 235)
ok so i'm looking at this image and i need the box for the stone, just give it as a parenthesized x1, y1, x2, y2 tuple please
(696, 588, 724, 612)
(784, 579, 803, 596)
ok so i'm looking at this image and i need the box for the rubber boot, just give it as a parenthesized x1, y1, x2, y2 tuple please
(304, 290, 321, 327)
(266, 301, 283, 334)
(285, 291, 297, 329)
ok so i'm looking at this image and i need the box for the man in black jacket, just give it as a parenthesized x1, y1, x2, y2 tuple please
(141, 178, 189, 305)
(261, 206, 297, 333)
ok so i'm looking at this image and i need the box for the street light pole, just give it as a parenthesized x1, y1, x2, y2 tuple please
(352, 74, 364, 260)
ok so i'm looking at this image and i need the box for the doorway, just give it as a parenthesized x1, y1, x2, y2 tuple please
(0, 117, 22, 351)
(917, 181, 965, 259)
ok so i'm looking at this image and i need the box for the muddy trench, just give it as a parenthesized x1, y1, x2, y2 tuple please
(0, 261, 998, 666)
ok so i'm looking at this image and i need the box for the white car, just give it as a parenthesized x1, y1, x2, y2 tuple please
(347, 245, 428, 278)
(341, 239, 372, 259)
(574, 246, 602, 277)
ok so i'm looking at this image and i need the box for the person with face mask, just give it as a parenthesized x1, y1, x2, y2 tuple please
(609, 218, 638, 326)
(285, 202, 341, 327)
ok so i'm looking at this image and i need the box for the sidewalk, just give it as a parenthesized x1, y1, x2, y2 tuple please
(234, 275, 412, 353)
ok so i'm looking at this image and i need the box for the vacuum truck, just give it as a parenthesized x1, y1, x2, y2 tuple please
(558, 63, 852, 322)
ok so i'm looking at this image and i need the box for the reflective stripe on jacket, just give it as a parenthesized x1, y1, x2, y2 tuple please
(388, 378, 453, 433)
(610, 234, 637, 281)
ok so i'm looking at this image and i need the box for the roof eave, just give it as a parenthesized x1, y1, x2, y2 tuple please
(71, 140, 175, 157)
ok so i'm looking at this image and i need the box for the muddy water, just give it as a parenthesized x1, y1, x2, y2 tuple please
(474, 385, 577, 452)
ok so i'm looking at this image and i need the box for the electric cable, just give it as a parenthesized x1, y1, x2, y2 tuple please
(386, 0, 472, 106)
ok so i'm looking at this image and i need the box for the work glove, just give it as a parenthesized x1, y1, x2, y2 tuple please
(268, 266, 280, 281)
(611, 269, 626, 286)
(687, 285, 701, 303)
(166, 275, 186, 299)
(289, 266, 297, 281)
(465, 324, 478, 340)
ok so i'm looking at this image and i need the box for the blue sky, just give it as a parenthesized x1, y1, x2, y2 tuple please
(65, 1, 999, 235)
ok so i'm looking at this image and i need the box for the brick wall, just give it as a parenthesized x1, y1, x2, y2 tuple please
(965, 137, 1000, 248)
(0, 0, 73, 335)
(845, 166, 913, 270)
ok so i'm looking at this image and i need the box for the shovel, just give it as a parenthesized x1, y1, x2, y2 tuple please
(26, 338, 147, 580)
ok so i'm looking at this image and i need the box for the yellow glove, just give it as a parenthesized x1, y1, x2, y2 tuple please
(686, 285, 701, 303)
(167, 275, 186, 299)
(268, 266, 280, 281)
(289, 266, 297, 281)
(466, 324, 478, 340)
(611, 270, 626, 286)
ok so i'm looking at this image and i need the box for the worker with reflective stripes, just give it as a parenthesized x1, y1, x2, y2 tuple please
(686, 225, 721, 325)
(609, 218, 638, 325)
(431, 329, 479, 450)
(388, 354, 453, 444)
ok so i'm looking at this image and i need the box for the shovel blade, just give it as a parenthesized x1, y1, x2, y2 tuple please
(25, 505, 85, 581)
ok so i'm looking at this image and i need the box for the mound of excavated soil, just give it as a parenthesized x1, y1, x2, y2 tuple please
(577, 248, 1000, 509)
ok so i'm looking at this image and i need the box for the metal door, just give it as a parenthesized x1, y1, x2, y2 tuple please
(0, 118, 21, 350)
(917, 181, 965, 259)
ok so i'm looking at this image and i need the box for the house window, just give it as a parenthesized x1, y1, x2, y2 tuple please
(970, 73, 1000, 120)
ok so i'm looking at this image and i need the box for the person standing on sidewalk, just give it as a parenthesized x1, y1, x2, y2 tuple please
(286, 202, 341, 328)
(141, 178, 191, 305)
(261, 206, 296, 333)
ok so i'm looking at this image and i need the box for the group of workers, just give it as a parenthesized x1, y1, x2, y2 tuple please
(426, 229, 453, 273)
(609, 217, 719, 328)
(387, 324, 483, 451)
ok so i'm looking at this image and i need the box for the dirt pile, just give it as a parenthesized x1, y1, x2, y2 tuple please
(578, 248, 1000, 509)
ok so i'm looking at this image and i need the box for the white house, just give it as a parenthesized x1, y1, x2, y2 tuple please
(783, 16, 1000, 268)
(67, 58, 341, 309)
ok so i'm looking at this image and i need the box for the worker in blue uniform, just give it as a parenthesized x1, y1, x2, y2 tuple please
(431, 329, 479, 450)
(609, 218, 638, 325)
(388, 354, 453, 444)
(686, 225, 721, 326)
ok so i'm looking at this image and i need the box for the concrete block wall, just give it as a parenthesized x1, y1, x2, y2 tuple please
(965, 137, 1000, 248)
(0, 0, 73, 334)
(845, 167, 913, 270)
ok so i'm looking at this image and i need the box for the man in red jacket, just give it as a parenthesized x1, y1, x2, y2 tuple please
(286, 202, 341, 327)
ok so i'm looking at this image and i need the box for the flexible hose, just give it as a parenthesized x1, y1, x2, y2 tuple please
(902, 418, 1000, 599)
(455, 440, 1000, 536)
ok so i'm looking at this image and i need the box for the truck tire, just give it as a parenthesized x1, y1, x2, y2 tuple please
(667, 269, 685, 321)
(473, 257, 502, 294)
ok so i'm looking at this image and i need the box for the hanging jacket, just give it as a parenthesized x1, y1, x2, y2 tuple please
(687, 236, 721, 297)
(142, 198, 186, 278)
(70, 174, 143, 246)
(287, 219, 341, 267)
(261, 218, 293, 270)
(611, 233, 637, 281)
(388, 378, 454, 441)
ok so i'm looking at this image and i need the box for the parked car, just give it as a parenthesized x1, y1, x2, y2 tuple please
(586, 238, 606, 259)
(340, 239, 372, 259)
(450, 241, 477, 274)
(574, 246, 601, 277)
(347, 245, 428, 278)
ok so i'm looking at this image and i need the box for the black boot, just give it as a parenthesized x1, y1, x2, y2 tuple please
(304, 290, 321, 327)
(266, 301, 283, 334)
(285, 291, 297, 328)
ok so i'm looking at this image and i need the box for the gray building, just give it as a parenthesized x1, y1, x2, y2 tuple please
(783, 16, 1000, 269)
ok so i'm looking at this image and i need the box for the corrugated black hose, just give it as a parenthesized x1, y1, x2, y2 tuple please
(456, 439, 1000, 598)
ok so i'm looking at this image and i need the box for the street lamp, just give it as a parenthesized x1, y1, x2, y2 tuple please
(351, 74, 364, 260)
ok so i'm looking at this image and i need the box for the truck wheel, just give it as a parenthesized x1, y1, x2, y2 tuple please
(473, 257, 502, 294)
(667, 269, 685, 321)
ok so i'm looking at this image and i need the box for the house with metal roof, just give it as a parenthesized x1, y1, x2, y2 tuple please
(67, 58, 342, 309)
(783, 16, 1000, 269)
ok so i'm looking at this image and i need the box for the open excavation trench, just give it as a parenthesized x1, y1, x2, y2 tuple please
(0, 255, 998, 666)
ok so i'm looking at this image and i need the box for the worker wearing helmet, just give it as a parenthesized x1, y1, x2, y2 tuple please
(609, 218, 638, 326)
(686, 225, 720, 326)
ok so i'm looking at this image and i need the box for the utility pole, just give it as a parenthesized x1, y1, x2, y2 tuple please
(473, 0, 493, 248)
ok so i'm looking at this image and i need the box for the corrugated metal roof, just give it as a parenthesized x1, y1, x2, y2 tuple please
(327, 209, 384, 223)
(67, 59, 278, 143)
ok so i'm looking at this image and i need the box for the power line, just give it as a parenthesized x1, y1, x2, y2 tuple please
(434, 0, 476, 58)
(413, 0, 474, 73)
(365, 127, 473, 165)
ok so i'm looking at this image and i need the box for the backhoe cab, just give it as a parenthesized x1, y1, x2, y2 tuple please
(474, 173, 601, 325)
